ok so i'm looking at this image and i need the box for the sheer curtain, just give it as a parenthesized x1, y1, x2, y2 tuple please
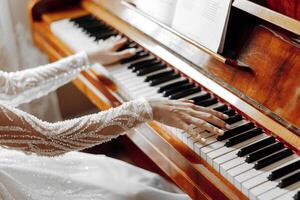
(0, 0, 62, 121)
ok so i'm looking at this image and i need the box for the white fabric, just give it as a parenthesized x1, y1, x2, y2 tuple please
(0, 0, 61, 122)
(0, 52, 190, 199)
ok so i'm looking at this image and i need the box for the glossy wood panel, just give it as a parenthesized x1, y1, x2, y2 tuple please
(28, 1, 299, 199)
(28, 3, 252, 199)
(90, 0, 300, 132)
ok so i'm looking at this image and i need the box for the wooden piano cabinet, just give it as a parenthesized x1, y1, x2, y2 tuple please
(28, 0, 299, 199)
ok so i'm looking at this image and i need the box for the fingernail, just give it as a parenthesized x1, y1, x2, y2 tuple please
(201, 138, 206, 143)
(128, 48, 137, 54)
(223, 114, 229, 119)
(218, 129, 224, 135)
(226, 124, 231, 129)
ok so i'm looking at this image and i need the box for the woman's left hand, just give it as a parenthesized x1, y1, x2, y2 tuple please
(87, 37, 136, 65)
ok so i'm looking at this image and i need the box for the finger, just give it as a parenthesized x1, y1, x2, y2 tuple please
(181, 115, 224, 136)
(111, 38, 128, 51)
(114, 48, 136, 60)
(179, 98, 194, 104)
(189, 110, 229, 129)
(193, 105, 228, 120)
(195, 133, 206, 143)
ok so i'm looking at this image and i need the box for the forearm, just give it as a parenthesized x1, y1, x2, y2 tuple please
(0, 52, 89, 107)
(0, 98, 152, 156)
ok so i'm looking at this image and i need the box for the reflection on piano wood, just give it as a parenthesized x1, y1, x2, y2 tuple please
(29, 0, 300, 199)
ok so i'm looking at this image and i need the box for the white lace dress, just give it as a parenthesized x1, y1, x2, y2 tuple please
(0, 52, 190, 200)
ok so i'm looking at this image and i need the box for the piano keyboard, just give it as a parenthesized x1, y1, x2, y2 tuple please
(50, 15, 300, 200)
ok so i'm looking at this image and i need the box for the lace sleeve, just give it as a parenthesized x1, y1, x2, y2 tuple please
(0, 52, 89, 107)
(0, 98, 153, 156)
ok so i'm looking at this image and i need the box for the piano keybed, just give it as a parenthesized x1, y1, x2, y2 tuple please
(50, 14, 300, 200)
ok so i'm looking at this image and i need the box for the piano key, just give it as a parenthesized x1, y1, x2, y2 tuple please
(273, 189, 300, 200)
(217, 122, 255, 141)
(234, 155, 298, 191)
(145, 69, 175, 82)
(227, 162, 255, 184)
(268, 160, 300, 181)
(278, 171, 300, 188)
(128, 58, 157, 69)
(223, 109, 236, 117)
(195, 98, 218, 107)
(220, 157, 245, 178)
(150, 74, 181, 86)
(169, 87, 201, 99)
(241, 156, 299, 197)
(158, 79, 189, 93)
(136, 64, 166, 76)
(213, 136, 271, 172)
(225, 128, 263, 147)
(207, 134, 265, 166)
(257, 182, 300, 200)
(224, 114, 243, 125)
(132, 60, 161, 72)
(120, 51, 149, 64)
(245, 142, 285, 163)
(294, 191, 300, 200)
(190, 93, 211, 102)
(163, 83, 195, 97)
(213, 104, 228, 112)
(254, 149, 294, 170)
(237, 136, 276, 157)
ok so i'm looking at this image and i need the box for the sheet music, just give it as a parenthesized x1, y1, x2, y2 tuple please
(135, 0, 178, 25)
(172, 0, 232, 53)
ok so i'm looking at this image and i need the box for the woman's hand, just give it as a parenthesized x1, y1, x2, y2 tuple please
(148, 98, 230, 143)
(87, 37, 136, 65)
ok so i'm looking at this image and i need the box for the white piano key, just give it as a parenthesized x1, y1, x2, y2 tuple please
(213, 149, 239, 171)
(249, 181, 278, 200)
(273, 187, 300, 200)
(220, 157, 245, 178)
(257, 181, 300, 200)
(207, 134, 265, 166)
(242, 172, 269, 197)
(227, 162, 254, 184)
(234, 155, 299, 191)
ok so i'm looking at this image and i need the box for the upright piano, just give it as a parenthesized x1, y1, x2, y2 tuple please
(28, 0, 300, 199)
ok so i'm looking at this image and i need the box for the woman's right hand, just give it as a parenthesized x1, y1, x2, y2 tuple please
(148, 98, 230, 143)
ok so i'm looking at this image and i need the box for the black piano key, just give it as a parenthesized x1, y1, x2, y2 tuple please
(237, 136, 276, 157)
(225, 128, 263, 147)
(190, 93, 211, 102)
(254, 149, 294, 170)
(196, 98, 218, 107)
(145, 70, 174, 82)
(158, 79, 189, 93)
(294, 191, 300, 200)
(128, 58, 157, 69)
(93, 31, 118, 40)
(278, 171, 300, 188)
(214, 105, 228, 112)
(136, 64, 166, 76)
(224, 114, 243, 125)
(245, 142, 284, 163)
(217, 122, 255, 141)
(268, 160, 300, 181)
(71, 15, 94, 23)
(150, 74, 181, 86)
(163, 83, 195, 97)
(120, 51, 149, 64)
(223, 109, 236, 117)
(169, 87, 201, 100)
(117, 41, 138, 51)
(132, 60, 161, 72)
(77, 23, 108, 31)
